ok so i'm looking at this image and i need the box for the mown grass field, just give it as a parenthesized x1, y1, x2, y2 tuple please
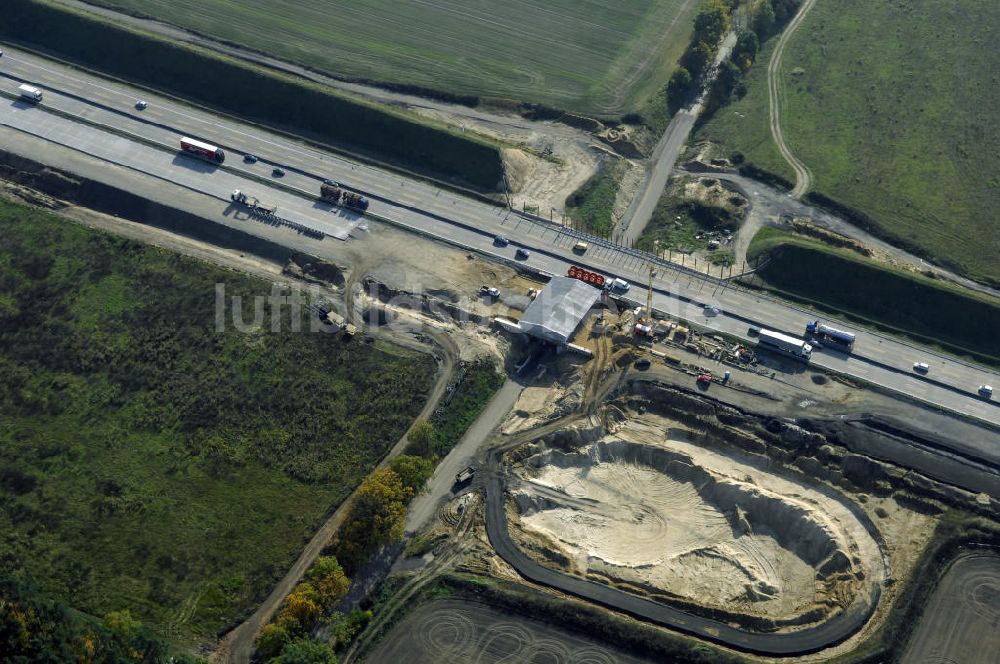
(86, 0, 697, 117)
(697, 0, 1000, 285)
(0, 201, 436, 646)
(747, 228, 1000, 364)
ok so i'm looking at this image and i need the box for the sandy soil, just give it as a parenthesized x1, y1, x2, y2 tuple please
(407, 103, 605, 216)
(509, 418, 886, 626)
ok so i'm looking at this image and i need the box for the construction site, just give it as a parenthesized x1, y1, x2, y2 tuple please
(324, 257, 1000, 661)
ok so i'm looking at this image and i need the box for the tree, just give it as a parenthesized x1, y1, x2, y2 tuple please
(753, 0, 776, 39)
(666, 67, 694, 112)
(389, 455, 433, 495)
(334, 467, 410, 571)
(680, 40, 715, 80)
(733, 31, 759, 71)
(0, 576, 169, 662)
(693, 0, 731, 46)
(277, 583, 322, 631)
(330, 609, 372, 649)
(307, 557, 350, 611)
(405, 420, 434, 457)
(704, 60, 745, 116)
(267, 637, 338, 664)
(772, 0, 801, 22)
(256, 623, 291, 660)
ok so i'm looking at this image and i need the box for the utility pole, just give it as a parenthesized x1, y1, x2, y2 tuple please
(642, 260, 657, 322)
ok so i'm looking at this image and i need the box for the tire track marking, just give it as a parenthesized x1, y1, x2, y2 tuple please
(767, 0, 818, 198)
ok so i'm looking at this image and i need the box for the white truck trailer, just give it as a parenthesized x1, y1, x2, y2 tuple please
(758, 328, 812, 362)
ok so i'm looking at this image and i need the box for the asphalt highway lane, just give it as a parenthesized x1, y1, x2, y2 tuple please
(1, 45, 999, 431)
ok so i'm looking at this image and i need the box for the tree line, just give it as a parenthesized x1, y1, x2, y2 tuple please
(666, 0, 803, 115)
(254, 454, 433, 662)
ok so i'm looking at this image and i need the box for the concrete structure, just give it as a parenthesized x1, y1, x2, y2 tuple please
(518, 276, 601, 344)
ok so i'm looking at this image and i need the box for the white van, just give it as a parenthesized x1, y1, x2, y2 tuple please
(18, 84, 43, 102)
(609, 278, 630, 292)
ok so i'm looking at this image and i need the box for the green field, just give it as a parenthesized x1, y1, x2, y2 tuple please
(0, 201, 436, 646)
(747, 228, 1000, 364)
(697, 0, 1000, 285)
(3, 0, 505, 191)
(85, 0, 696, 117)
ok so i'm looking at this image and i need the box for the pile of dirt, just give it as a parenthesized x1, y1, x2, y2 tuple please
(283, 253, 346, 287)
(684, 177, 748, 217)
(596, 125, 644, 159)
(789, 217, 873, 257)
(509, 425, 884, 626)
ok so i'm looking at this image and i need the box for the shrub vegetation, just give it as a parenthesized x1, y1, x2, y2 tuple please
(0, 200, 435, 645)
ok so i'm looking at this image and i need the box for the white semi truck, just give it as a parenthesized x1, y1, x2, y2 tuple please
(758, 328, 812, 362)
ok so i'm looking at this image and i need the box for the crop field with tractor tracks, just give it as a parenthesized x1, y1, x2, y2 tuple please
(82, 0, 697, 117)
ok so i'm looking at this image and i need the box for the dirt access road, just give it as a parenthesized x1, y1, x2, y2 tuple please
(767, 0, 817, 199)
(708, 171, 1000, 298)
(404, 379, 523, 535)
(618, 31, 738, 245)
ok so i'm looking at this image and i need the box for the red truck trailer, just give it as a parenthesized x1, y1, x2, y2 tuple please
(180, 137, 225, 163)
(567, 265, 606, 288)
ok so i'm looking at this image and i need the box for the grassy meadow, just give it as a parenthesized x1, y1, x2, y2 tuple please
(85, 0, 696, 117)
(0, 201, 436, 646)
(697, 0, 1000, 285)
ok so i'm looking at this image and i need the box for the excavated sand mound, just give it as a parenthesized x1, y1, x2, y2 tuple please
(510, 428, 883, 625)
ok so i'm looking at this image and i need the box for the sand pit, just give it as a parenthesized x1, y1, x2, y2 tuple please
(509, 423, 885, 626)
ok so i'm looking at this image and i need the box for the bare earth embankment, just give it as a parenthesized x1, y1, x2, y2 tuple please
(509, 419, 887, 629)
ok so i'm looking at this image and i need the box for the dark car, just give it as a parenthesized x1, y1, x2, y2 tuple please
(493, 235, 509, 247)
(323, 179, 339, 187)
(634, 358, 651, 370)
(515, 248, 530, 260)
(272, 167, 285, 177)
(244, 154, 259, 164)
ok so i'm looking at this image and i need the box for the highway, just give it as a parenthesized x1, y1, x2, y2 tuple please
(1, 45, 999, 429)
(483, 463, 879, 656)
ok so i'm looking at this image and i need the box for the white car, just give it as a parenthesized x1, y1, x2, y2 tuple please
(912, 362, 929, 373)
(978, 385, 993, 398)
(704, 305, 720, 317)
(134, 100, 148, 110)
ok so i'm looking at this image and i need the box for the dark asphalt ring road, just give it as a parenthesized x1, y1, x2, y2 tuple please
(483, 462, 881, 657)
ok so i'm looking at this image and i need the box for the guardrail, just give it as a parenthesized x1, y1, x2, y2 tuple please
(9, 77, 998, 390)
